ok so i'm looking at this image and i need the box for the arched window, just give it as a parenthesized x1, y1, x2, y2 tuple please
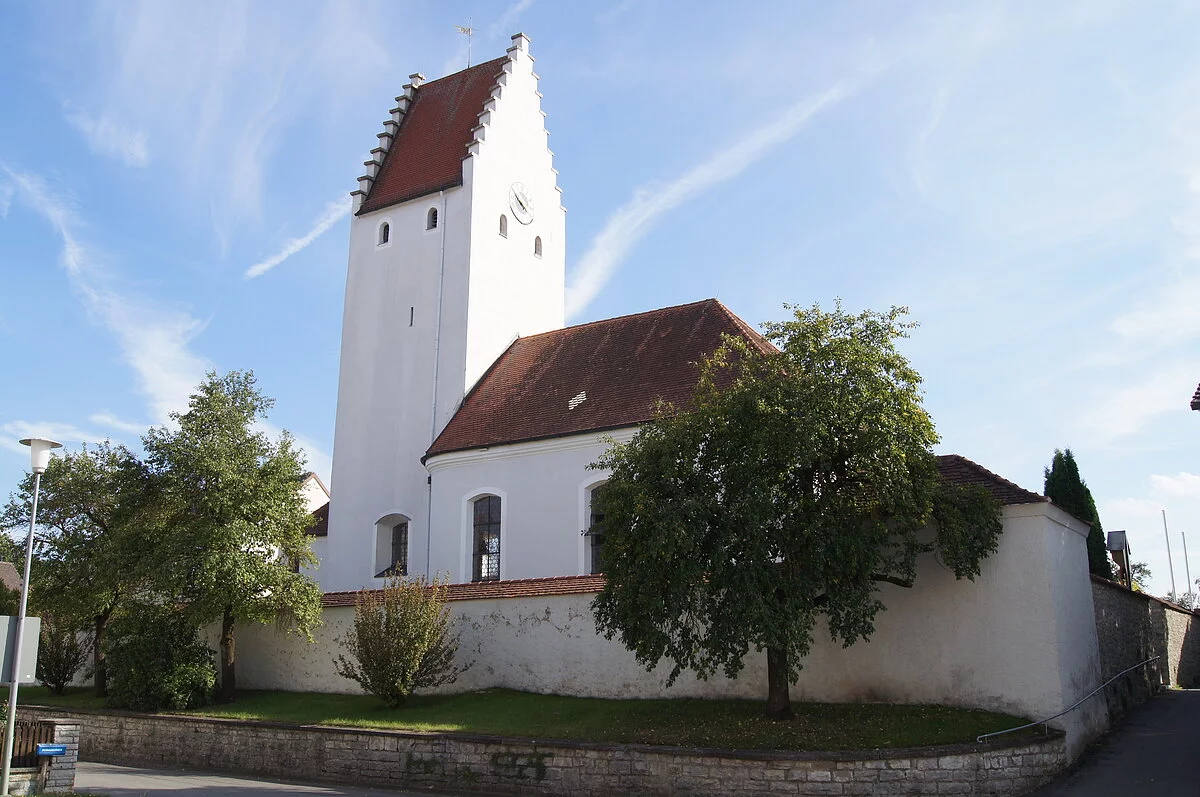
(499, 214, 508, 238)
(374, 514, 409, 577)
(586, 483, 607, 574)
(472, 495, 501, 582)
(377, 221, 390, 246)
(426, 207, 438, 230)
(533, 236, 543, 257)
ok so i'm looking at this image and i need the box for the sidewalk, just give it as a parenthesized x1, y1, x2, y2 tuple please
(1027, 689, 1200, 796)
(75, 761, 425, 796)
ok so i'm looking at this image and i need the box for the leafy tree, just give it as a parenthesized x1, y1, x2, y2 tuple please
(1043, 449, 1113, 579)
(334, 575, 466, 707)
(104, 603, 216, 711)
(1129, 561, 1151, 592)
(142, 370, 322, 703)
(36, 615, 92, 694)
(1, 441, 151, 696)
(591, 303, 1003, 719)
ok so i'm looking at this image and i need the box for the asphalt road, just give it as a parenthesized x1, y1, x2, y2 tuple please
(74, 761, 426, 797)
(1027, 689, 1200, 797)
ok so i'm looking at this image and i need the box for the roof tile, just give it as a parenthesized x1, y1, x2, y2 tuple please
(935, 454, 1047, 506)
(322, 574, 605, 607)
(426, 299, 774, 457)
(358, 57, 508, 215)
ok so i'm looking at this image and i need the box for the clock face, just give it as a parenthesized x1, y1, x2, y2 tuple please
(508, 183, 535, 225)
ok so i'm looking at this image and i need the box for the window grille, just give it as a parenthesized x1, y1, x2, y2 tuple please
(427, 207, 438, 230)
(472, 495, 501, 581)
(588, 484, 607, 574)
(376, 520, 408, 577)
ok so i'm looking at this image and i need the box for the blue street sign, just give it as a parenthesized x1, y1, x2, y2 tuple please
(35, 744, 66, 757)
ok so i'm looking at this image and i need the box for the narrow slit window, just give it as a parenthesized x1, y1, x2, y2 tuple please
(534, 236, 542, 257)
(587, 484, 607, 575)
(499, 214, 508, 238)
(409, 306, 414, 327)
(378, 221, 390, 245)
(426, 207, 438, 230)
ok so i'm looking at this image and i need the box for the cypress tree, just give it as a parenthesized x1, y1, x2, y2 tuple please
(1044, 448, 1114, 579)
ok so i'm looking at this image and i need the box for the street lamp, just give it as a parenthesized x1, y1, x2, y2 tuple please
(0, 438, 61, 795)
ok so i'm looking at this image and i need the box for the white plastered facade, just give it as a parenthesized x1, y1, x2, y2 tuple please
(323, 34, 565, 592)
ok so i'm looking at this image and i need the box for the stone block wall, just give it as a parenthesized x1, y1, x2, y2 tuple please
(5, 719, 79, 795)
(1091, 576, 1200, 718)
(23, 706, 1065, 797)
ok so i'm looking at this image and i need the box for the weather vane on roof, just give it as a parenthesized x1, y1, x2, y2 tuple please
(455, 22, 475, 68)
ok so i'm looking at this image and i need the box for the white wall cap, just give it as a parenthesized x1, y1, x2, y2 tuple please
(408, 72, 426, 87)
(508, 32, 531, 52)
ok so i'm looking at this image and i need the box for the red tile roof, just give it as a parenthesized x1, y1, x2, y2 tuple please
(1191, 383, 1200, 411)
(307, 501, 329, 537)
(322, 574, 605, 607)
(426, 299, 775, 458)
(935, 454, 1047, 506)
(358, 57, 508, 215)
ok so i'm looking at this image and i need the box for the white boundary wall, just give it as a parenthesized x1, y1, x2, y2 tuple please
(237, 503, 1107, 758)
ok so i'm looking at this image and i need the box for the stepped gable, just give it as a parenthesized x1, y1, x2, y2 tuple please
(935, 454, 1048, 506)
(1191, 383, 1200, 411)
(358, 56, 509, 215)
(426, 299, 774, 458)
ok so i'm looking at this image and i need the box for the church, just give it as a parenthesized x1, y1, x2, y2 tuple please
(257, 35, 1113, 758)
(315, 33, 775, 593)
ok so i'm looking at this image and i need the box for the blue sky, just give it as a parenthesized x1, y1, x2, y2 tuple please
(2, 1, 1198, 599)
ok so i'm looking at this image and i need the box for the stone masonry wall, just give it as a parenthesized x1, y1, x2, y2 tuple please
(1091, 576, 1200, 719)
(23, 706, 1066, 797)
(5, 719, 79, 795)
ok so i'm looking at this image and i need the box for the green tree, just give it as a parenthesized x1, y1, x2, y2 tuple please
(591, 303, 1003, 719)
(1129, 561, 1151, 592)
(142, 370, 322, 703)
(1, 441, 151, 696)
(1043, 449, 1113, 579)
(103, 603, 216, 711)
(35, 614, 92, 695)
(334, 575, 466, 708)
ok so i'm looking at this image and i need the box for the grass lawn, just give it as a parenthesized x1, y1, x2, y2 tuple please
(19, 686, 1033, 752)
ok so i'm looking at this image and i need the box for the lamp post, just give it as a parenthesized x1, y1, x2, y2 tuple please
(1, 438, 61, 796)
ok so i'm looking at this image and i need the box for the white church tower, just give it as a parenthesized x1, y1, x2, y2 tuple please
(322, 34, 566, 592)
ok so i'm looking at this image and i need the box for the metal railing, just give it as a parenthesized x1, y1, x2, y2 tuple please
(7, 720, 53, 769)
(976, 655, 1161, 744)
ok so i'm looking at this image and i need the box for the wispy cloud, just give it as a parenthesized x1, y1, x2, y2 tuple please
(0, 182, 12, 217)
(565, 79, 860, 319)
(65, 110, 150, 167)
(245, 197, 350, 279)
(489, 0, 535, 38)
(1151, 472, 1200, 497)
(89, 413, 146, 435)
(4, 166, 211, 424)
(1076, 362, 1198, 445)
(0, 420, 109, 457)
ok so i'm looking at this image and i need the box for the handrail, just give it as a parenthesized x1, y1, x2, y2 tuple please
(975, 655, 1161, 743)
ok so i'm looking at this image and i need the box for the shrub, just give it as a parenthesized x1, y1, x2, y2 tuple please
(334, 574, 466, 708)
(35, 615, 92, 695)
(104, 604, 216, 711)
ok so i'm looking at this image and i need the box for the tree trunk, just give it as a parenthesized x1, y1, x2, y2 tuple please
(765, 646, 794, 720)
(92, 610, 110, 698)
(219, 604, 236, 703)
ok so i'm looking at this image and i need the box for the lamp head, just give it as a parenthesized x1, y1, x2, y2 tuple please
(18, 438, 63, 474)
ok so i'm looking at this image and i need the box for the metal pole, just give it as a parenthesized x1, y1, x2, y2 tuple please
(1163, 509, 1178, 600)
(1, 471, 39, 795)
(1183, 531, 1194, 607)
